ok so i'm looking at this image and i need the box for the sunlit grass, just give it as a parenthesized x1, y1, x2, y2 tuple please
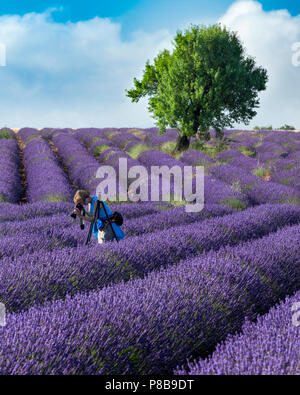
(43, 194, 70, 203)
(127, 129, 147, 139)
(104, 130, 120, 139)
(252, 166, 273, 178)
(190, 140, 229, 159)
(93, 144, 111, 157)
(220, 197, 247, 210)
(280, 198, 300, 205)
(160, 141, 177, 155)
(279, 178, 293, 186)
(88, 137, 103, 148)
(237, 145, 256, 157)
(126, 144, 150, 159)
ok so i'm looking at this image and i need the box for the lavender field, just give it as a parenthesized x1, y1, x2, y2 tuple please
(0, 126, 299, 375)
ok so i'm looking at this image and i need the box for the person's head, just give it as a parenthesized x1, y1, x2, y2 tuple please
(74, 190, 91, 206)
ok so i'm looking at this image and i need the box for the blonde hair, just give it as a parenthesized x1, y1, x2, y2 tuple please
(74, 190, 90, 205)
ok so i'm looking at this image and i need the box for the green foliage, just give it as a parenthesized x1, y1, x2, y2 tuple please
(279, 177, 293, 186)
(278, 124, 296, 130)
(93, 144, 111, 157)
(43, 194, 70, 203)
(169, 198, 189, 207)
(88, 137, 102, 148)
(191, 138, 229, 158)
(127, 129, 148, 139)
(126, 23, 268, 152)
(254, 125, 273, 130)
(0, 194, 7, 202)
(0, 128, 13, 139)
(107, 196, 133, 204)
(104, 130, 120, 139)
(101, 148, 122, 162)
(282, 163, 297, 170)
(155, 204, 174, 211)
(252, 166, 272, 178)
(221, 197, 247, 210)
(190, 139, 205, 151)
(280, 198, 300, 205)
(160, 141, 177, 155)
(126, 144, 150, 159)
(237, 145, 256, 157)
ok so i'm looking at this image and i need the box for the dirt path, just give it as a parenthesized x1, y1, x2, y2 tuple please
(16, 135, 27, 204)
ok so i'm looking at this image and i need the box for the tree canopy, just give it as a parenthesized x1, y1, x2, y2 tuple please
(126, 23, 268, 151)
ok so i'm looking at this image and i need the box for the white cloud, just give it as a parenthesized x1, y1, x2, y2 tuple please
(218, 0, 300, 128)
(0, 3, 299, 129)
(0, 9, 173, 128)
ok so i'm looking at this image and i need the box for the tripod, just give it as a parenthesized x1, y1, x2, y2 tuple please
(85, 200, 119, 245)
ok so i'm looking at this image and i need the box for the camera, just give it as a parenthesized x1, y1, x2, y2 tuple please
(70, 203, 84, 219)
(70, 203, 85, 230)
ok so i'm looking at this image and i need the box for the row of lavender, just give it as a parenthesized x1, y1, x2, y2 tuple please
(0, 204, 232, 240)
(175, 290, 300, 375)
(0, 216, 299, 374)
(18, 128, 74, 203)
(0, 128, 21, 203)
(1, 204, 299, 314)
(0, 204, 234, 262)
(0, 200, 172, 223)
(52, 132, 102, 195)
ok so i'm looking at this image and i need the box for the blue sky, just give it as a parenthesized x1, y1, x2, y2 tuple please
(0, 0, 299, 128)
(1, 1, 299, 38)
(1, 1, 299, 19)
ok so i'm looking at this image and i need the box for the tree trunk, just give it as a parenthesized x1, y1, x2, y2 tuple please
(175, 134, 190, 152)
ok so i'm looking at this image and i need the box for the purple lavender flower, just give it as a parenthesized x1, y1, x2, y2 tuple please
(23, 138, 73, 202)
(270, 169, 300, 190)
(89, 139, 113, 157)
(180, 150, 215, 167)
(210, 164, 263, 194)
(0, 135, 21, 203)
(1, 203, 299, 314)
(248, 181, 300, 205)
(76, 128, 110, 147)
(0, 217, 300, 374)
(175, 290, 300, 375)
(216, 149, 244, 164)
(108, 132, 141, 149)
(18, 127, 41, 144)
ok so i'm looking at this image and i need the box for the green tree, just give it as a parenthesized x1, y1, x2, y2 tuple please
(126, 24, 268, 152)
(254, 125, 273, 130)
(279, 124, 296, 130)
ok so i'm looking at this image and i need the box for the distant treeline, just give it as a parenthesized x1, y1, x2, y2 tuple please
(254, 124, 296, 130)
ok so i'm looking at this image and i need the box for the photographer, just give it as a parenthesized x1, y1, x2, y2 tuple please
(73, 190, 125, 244)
